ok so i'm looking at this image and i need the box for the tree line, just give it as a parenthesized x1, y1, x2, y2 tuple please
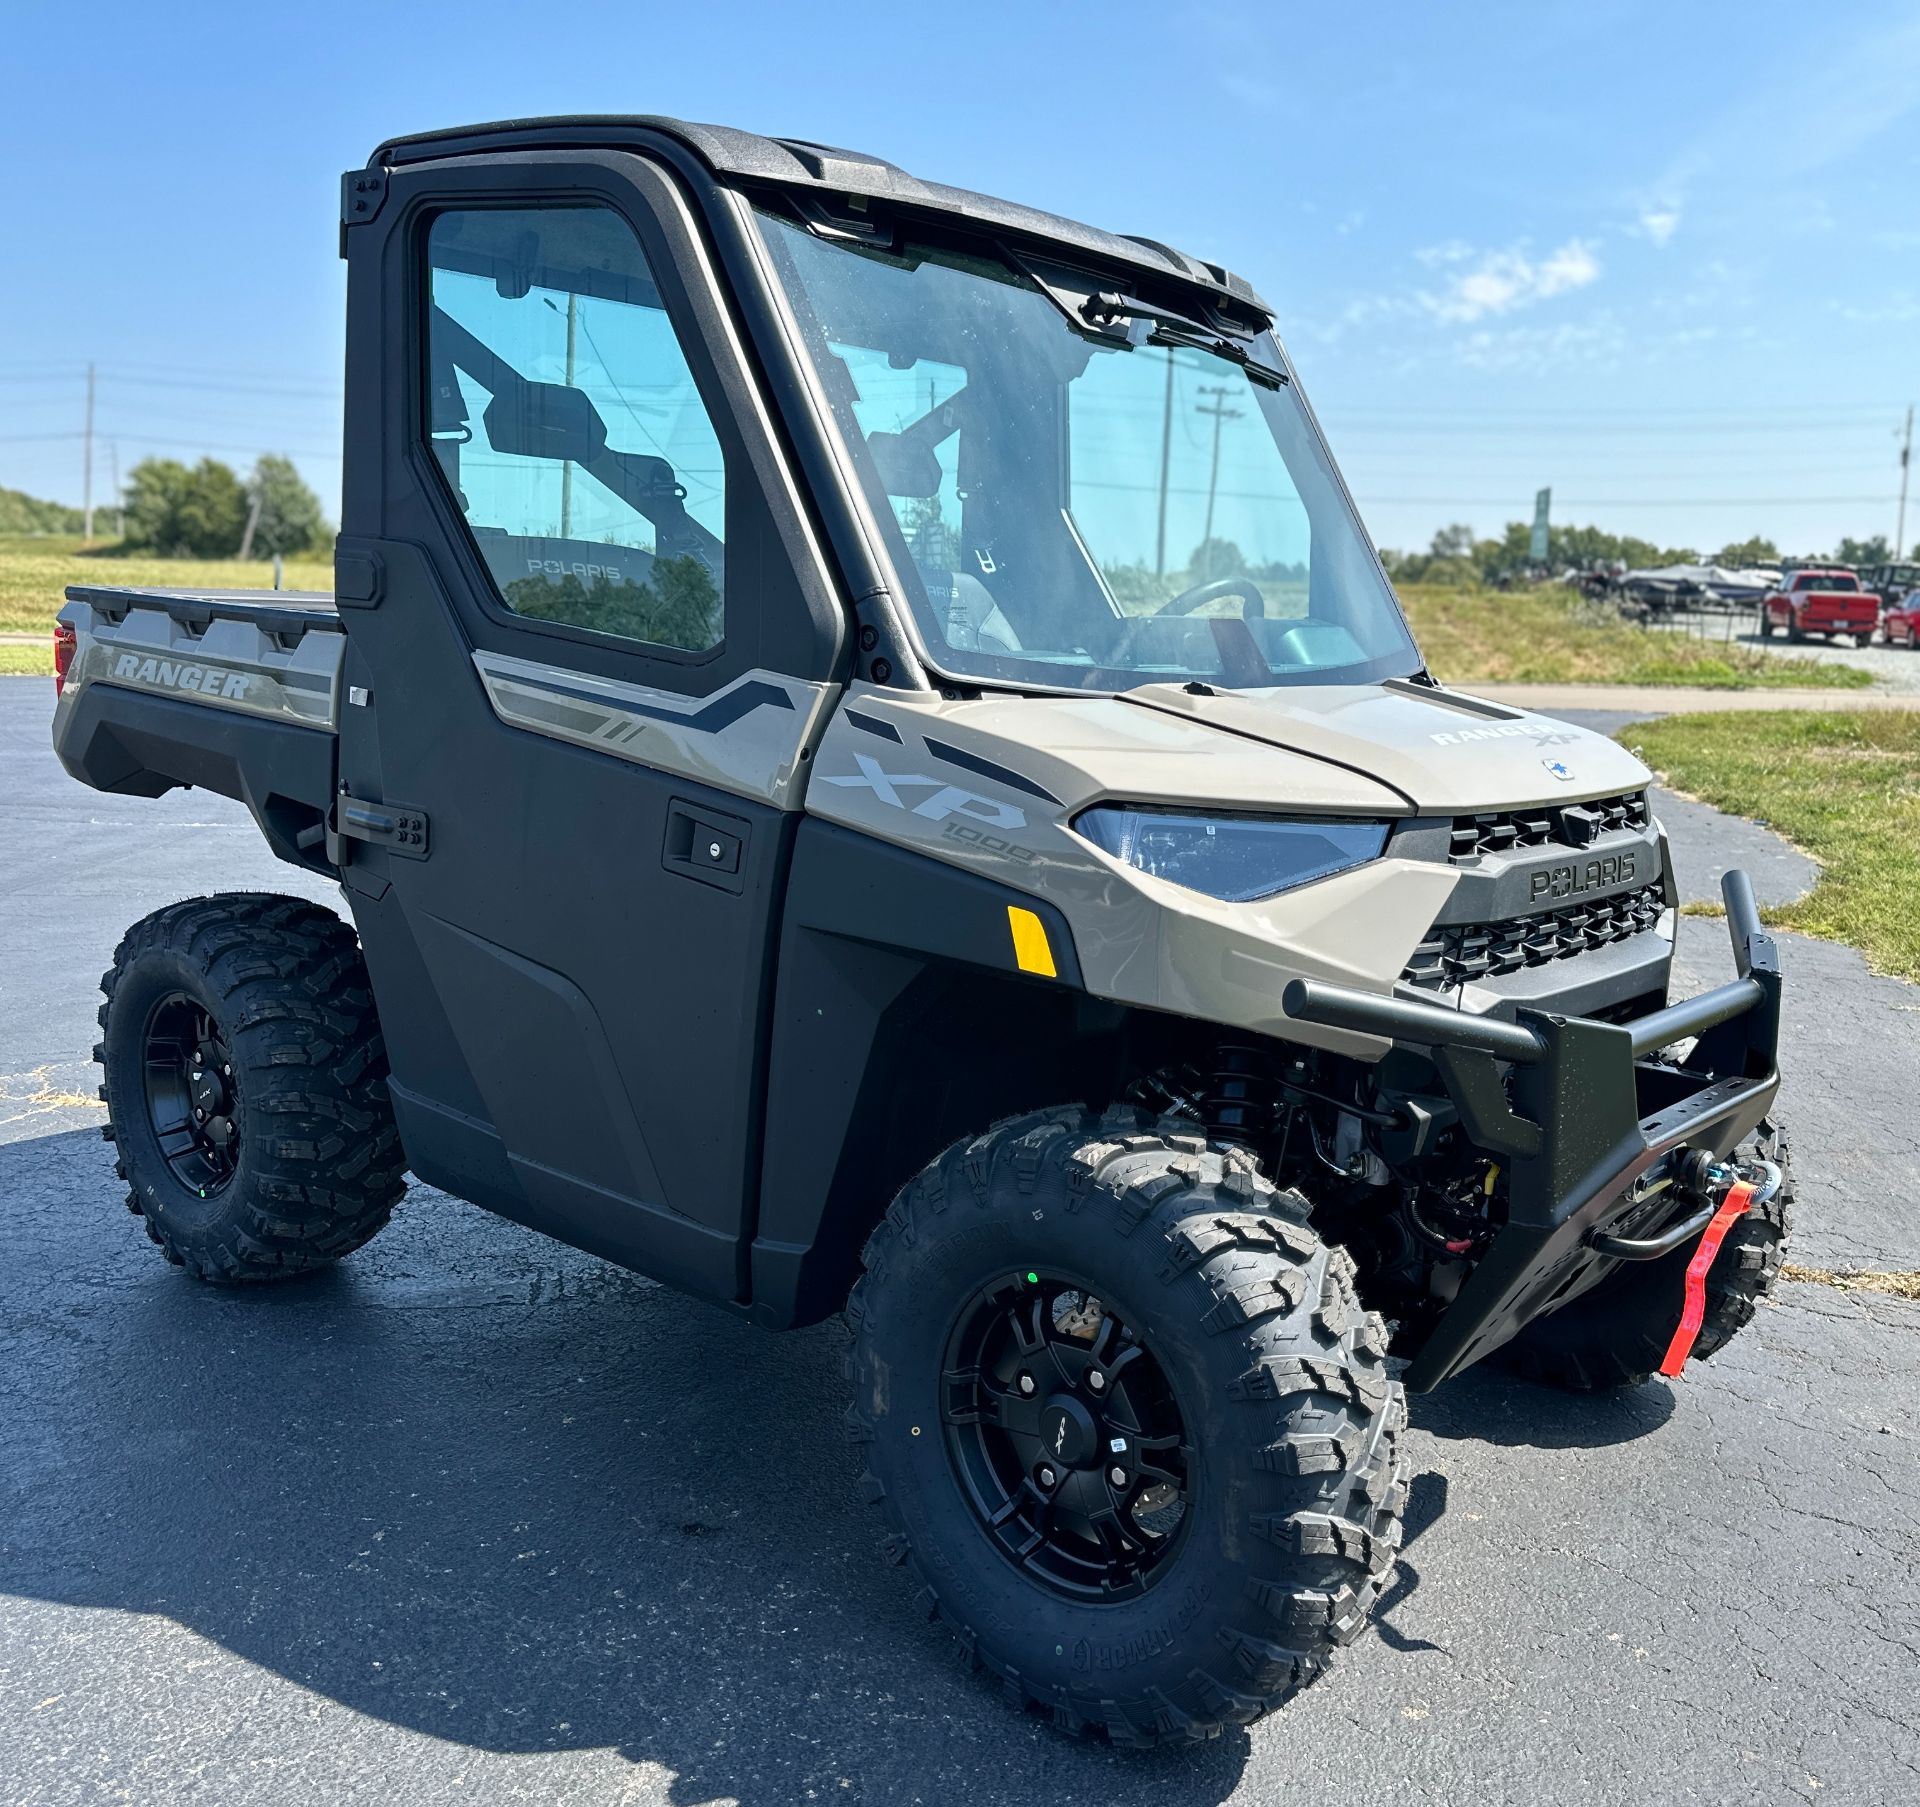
(1381, 522, 1901, 587)
(118, 455, 329, 560)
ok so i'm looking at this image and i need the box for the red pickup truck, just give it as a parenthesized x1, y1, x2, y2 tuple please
(1758, 569, 1880, 644)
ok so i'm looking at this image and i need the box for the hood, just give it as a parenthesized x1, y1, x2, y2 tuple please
(1122, 680, 1652, 813)
(836, 687, 1409, 815)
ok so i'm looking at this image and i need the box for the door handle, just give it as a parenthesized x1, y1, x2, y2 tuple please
(663, 799, 749, 894)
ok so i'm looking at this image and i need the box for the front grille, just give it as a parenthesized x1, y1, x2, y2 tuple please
(1448, 791, 1650, 863)
(1403, 883, 1667, 990)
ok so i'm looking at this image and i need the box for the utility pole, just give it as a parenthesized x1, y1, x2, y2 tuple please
(238, 490, 263, 561)
(107, 443, 123, 539)
(82, 363, 96, 541)
(1898, 404, 1914, 561)
(1154, 351, 1176, 576)
(560, 291, 578, 538)
(1195, 384, 1242, 582)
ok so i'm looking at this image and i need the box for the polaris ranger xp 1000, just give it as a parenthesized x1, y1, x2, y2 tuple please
(52, 116, 1790, 1747)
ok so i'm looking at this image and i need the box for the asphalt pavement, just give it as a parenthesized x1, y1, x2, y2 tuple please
(3, 678, 1918, 1806)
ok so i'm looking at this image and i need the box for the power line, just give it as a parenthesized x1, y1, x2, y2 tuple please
(1071, 477, 1897, 507)
(1324, 420, 1904, 438)
(1328, 455, 1896, 476)
(1324, 403, 1896, 421)
(0, 368, 339, 398)
(64, 430, 338, 459)
(1349, 494, 1894, 508)
(98, 373, 341, 399)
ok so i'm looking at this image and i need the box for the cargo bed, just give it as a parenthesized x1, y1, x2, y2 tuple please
(65, 582, 342, 632)
(52, 583, 347, 874)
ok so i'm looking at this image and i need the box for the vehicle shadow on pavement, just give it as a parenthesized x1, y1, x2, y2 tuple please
(1, 1128, 1260, 1805)
(1407, 1362, 1675, 1450)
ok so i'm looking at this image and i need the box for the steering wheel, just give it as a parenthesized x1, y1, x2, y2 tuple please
(1153, 575, 1267, 618)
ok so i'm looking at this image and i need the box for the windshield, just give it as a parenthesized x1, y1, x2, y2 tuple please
(756, 212, 1420, 692)
(1800, 573, 1859, 591)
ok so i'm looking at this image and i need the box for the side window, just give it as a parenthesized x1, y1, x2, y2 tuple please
(425, 207, 726, 653)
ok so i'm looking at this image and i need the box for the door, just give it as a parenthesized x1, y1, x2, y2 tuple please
(334, 152, 846, 1302)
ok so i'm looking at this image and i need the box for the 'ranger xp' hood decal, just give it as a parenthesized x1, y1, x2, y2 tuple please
(1121, 681, 1651, 813)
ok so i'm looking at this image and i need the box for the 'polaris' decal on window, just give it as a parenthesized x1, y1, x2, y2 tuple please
(111, 652, 252, 701)
(524, 556, 626, 585)
(821, 752, 1027, 829)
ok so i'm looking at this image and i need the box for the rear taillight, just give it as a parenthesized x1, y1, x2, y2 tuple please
(52, 621, 77, 698)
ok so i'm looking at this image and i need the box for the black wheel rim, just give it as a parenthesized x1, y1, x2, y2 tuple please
(941, 1272, 1193, 1602)
(142, 993, 239, 1197)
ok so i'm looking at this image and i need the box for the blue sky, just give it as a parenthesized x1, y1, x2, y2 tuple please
(3, 0, 1916, 559)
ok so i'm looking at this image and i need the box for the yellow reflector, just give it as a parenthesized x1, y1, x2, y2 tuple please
(1007, 905, 1057, 978)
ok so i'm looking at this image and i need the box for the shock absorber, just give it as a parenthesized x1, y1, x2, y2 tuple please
(1196, 1043, 1286, 1146)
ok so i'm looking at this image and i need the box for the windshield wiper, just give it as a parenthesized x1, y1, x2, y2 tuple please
(1081, 291, 1290, 389)
(1006, 248, 1289, 388)
(1144, 320, 1288, 388)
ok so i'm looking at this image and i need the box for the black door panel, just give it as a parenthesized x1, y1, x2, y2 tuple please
(333, 151, 842, 1304)
(339, 540, 796, 1300)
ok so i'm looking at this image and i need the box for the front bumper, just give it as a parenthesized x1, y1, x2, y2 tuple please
(1283, 869, 1782, 1391)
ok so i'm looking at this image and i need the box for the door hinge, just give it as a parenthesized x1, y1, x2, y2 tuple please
(339, 167, 389, 256)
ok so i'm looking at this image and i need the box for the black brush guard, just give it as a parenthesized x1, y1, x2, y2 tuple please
(1283, 870, 1782, 1391)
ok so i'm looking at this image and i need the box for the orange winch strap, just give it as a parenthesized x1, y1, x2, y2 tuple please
(1659, 1179, 1757, 1378)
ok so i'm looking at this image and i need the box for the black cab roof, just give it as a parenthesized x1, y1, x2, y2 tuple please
(368, 114, 1271, 316)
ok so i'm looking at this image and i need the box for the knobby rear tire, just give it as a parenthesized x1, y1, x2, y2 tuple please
(97, 893, 407, 1281)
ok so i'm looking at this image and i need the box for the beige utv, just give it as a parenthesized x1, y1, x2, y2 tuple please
(52, 115, 1788, 1746)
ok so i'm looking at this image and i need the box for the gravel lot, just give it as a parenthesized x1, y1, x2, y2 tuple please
(1648, 607, 1920, 690)
(4, 679, 1918, 1806)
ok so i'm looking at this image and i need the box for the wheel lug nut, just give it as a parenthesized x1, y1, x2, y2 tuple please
(1109, 1466, 1129, 1489)
(1087, 1370, 1106, 1392)
(1017, 1373, 1037, 1396)
(1037, 1464, 1057, 1490)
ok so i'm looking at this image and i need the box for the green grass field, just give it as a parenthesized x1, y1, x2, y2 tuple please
(1397, 582, 1872, 690)
(1623, 710, 1920, 982)
(0, 536, 334, 672)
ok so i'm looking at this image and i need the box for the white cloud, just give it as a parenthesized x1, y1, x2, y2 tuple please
(1419, 239, 1601, 324)
(1638, 204, 1681, 245)
(1452, 314, 1627, 373)
(1834, 292, 1920, 324)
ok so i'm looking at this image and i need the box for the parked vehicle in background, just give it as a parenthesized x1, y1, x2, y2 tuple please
(1758, 569, 1880, 644)
(1881, 589, 1920, 648)
(1619, 563, 1777, 618)
(1860, 561, 1920, 625)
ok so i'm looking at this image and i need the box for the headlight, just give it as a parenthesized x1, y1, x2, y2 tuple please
(1074, 805, 1388, 902)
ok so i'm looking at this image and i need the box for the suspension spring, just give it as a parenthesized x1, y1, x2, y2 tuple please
(1196, 1044, 1287, 1145)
